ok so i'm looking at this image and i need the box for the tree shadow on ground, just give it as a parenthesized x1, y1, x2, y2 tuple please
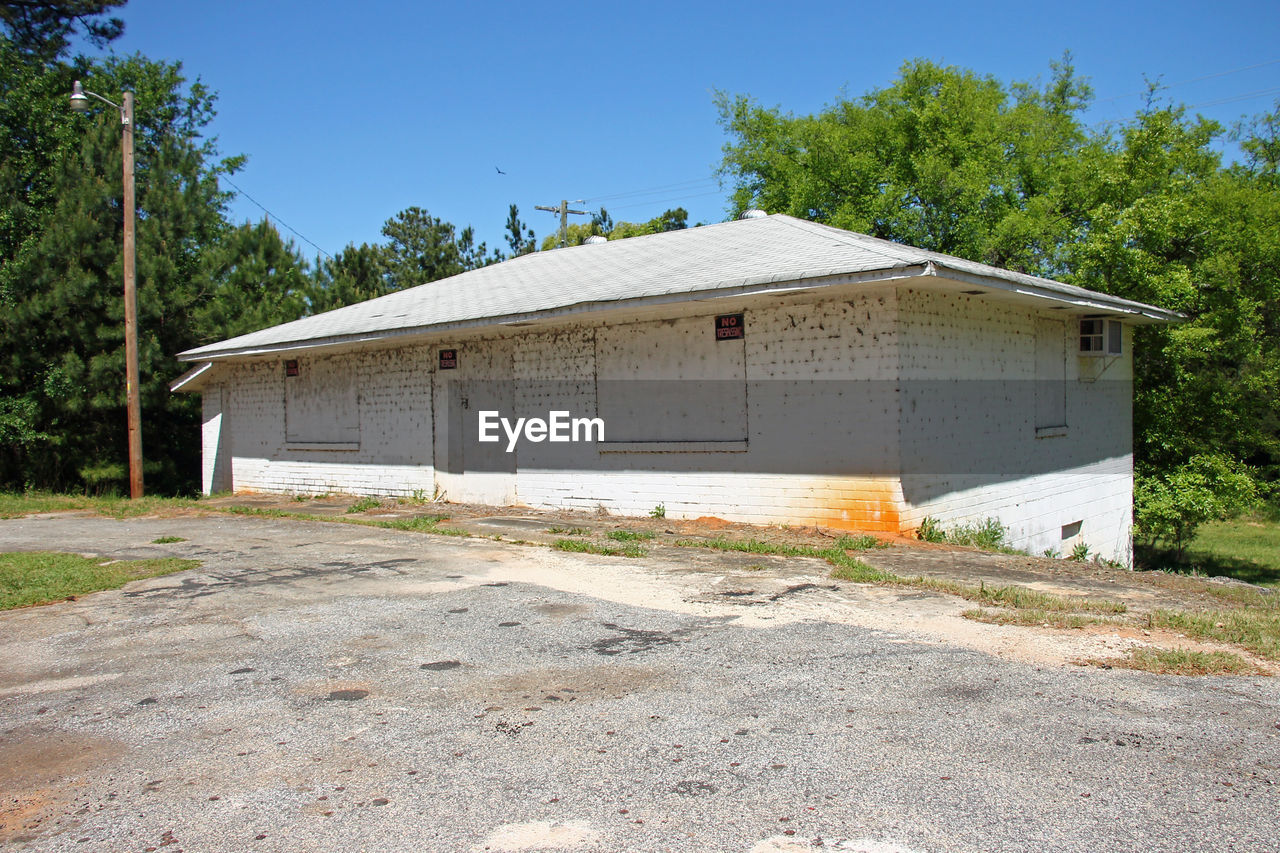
(1136, 545, 1280, 587)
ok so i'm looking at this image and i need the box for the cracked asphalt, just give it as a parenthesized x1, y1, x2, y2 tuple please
(0, 514, 1277, 853)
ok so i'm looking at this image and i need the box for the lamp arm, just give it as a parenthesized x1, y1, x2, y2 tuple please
(82, 88, 129, 124)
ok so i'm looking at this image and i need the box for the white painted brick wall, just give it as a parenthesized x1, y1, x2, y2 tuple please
(510, 290, 906, 530)
(200, 386, 230, 494)
(895, 289, 1134, 562)
(209, 282, 1135, 560)
(224, 347, 435, 497)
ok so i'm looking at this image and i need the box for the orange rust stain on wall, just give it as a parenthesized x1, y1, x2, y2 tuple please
(783, 477, 906, 534)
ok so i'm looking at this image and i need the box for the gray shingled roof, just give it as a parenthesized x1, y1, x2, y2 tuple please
(179, 214, 1181, 361)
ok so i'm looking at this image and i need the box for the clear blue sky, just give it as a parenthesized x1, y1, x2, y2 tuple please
(92, 0, 1280, 262)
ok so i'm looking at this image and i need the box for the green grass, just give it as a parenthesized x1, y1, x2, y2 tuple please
(547, 526, 590, 536)
(150, 536, 185, 544)
(552, 538, 645, 558)
(360, 515, 468, 536)
(346, 496, 383, 513)
(940, 518, 1020, 552)
(1177, 509, 1280, 587)
(606, 529, 656, 542)
(1148, 605, 1280, 662)
(0, 551, 201, 610)
(826, 556, 896, 583)
(677, 536, 890, 582)
(963, 607, 1109, 630)
(834, 533, 888, 551)
(676, 537, 810, 556)
(222, 505, 298, 518)
(677, 536, 1129, 624)
(918, 578, 1127, 614)
(0, 491, 200, 519)
(1101, 647, 1256, 676)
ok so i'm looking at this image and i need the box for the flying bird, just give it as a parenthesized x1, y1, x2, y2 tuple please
(495, 166, 506, 175)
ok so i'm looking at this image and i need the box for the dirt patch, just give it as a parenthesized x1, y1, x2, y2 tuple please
(0, 730, 124, 844)
(289, 680, 375, 702)
(531, 602, 591, 620)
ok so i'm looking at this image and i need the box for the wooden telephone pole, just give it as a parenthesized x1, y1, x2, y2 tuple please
(534, 199, 589, 248)
(71, 82, 143, 497)
(121, 91, 143, 499)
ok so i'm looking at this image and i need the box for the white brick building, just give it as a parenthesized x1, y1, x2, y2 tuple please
(174, 215, 1179, 562)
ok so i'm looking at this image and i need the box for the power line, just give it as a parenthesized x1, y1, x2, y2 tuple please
(221, 175, 333, 260)
(587, 182, 722, 207)
(1185, 86, 1280, 109)
(606, 189, 727, 213)
(1094, 58, 1280, 103)
(582, 176, 719, 204)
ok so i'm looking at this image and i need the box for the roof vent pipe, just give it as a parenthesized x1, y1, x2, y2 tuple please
(739, 209, 768, 219)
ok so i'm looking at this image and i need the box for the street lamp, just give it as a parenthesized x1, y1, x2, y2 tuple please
(70, 80, 143, 499)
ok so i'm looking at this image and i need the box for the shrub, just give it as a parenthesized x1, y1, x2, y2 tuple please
(917, 517, 945, 542)
(944, 518, 1009, 550)
(1135, 454, 1259, 560)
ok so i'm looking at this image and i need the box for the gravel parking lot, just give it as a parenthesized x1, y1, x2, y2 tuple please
(1, 513, 1277, 852)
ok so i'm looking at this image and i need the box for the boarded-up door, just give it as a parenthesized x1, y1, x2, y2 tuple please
(433, 341, 517, 505)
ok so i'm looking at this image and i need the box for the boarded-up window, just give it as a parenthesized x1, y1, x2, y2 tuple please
(596, 315, 747, 443)
(1034, 318, 1066, 431)
(285, 358, 360, 445)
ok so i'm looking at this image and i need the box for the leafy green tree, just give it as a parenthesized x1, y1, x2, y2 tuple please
(717, 62, 1280, 543)
(609, 206, 688, 240)
(1058, 104, 1280, 487)
(1236, 106, 1280, 187)
(1134, 454, 1259, 559)
(538, 206, 689, 250)
(590, 207, 613, 236)
(717, 57, 1092, 271)
(304, 206, 502, 315)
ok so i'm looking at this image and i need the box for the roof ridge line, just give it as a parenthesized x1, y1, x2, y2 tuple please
(770, 215, 926, 266)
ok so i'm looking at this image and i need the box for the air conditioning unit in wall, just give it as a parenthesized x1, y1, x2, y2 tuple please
(1079, 318, 1122, 356)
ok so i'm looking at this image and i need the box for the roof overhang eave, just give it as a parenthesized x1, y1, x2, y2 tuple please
(925, 262, 1185, 325)
(170, 361, 216, 393)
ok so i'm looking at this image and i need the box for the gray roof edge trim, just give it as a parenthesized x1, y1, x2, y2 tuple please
(924, 263, 1185, 324)
(775, 217, 1183, 321)
(178, 265, 931, 362)
(170, 361, 214, 392)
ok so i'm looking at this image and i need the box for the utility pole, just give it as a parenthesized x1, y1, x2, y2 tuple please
(121, 90, 142, 499)
(534, 199, 589, 248)
(71, 81, 143, 498)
